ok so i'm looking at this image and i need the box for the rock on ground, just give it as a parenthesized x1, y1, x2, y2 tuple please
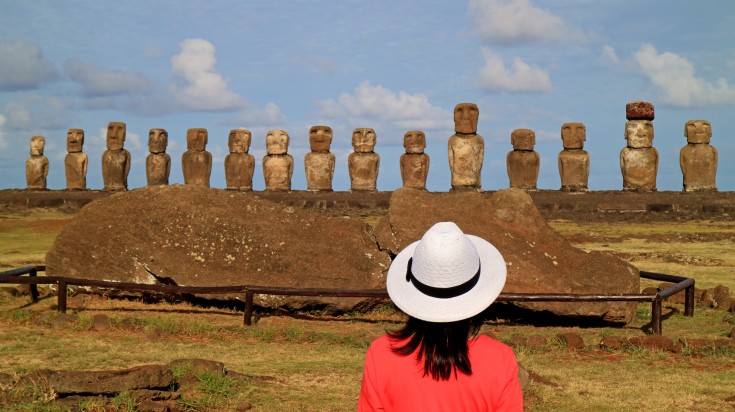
(375, 188, 639, 323)
(45, 185, 391, 312)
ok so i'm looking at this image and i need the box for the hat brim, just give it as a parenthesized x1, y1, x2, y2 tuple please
(386, 235, 507, 323)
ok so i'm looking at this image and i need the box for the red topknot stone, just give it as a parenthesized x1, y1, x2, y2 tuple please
(626, 101, 654, 120)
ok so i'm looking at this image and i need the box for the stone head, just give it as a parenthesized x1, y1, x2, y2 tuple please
(352, 128, 376, 153)
(511, 129, 536, 151)
(309, 125, 333, 152)
(403, 130, 426, 154)
(66, 128, 84, 153)
(30, 136, 45, 156)
(453, 103, 479, 134)
(561, 123, 586, 149)
(266, 130, 289, 155)
(106, 122, 126, 150)
(186, 128, 208, 151)
(228, 129, 252, 154)
(684, 120, 711, 144)
(148, 129, 168, 154)
(624, 120, 654, 149)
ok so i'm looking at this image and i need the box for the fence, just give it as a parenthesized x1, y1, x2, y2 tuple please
(1, 265, 694, 335)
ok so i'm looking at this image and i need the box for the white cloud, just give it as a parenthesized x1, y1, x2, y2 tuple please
(632, 43, 735, 107)
(468, 0, 583, 45)
(239, 102, 286, 127)
(0, 40, 58, 90)
(168, 38, 244, 111)
(316, 81, 452, 130)
(2, 96, 70, 130)
(64, 59, 155, 96)
(0, 115, 7, 150)
(476, 48, 551, 92)
(601, 45, 619, 63)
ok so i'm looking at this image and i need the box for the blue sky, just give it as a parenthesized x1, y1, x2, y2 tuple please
(1, 0, 733, 192)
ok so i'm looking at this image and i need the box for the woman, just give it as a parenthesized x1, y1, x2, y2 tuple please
(358, 222, 523, 411)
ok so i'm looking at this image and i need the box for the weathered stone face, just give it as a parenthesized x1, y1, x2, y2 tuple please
(448, 133, 484, 190)
(44, 185, 391, 313)
(561, 123, 586, 149)
(625, 120, 654, 149)
(29, 135, 45, 156)
(507, 150, 539, 190)
(309, 126, 333, 152)
(453, 103, 479, 134)
(374, 188, 639, 323)
(106, 122, 126, 151)
(67, 129, 84, 153)
(403, 131, 426, 154)
(352, 128, 376, 153)
(685, 120, 711, 144)
(186, 128, 208, 152)
(148, 129, 168, 154)
(511, 129, 535, 151)
(620, 147, 658, 191)
(626, 100, 654, 120)
(266, 130, 289, 155)
(228, 129, 251, 154)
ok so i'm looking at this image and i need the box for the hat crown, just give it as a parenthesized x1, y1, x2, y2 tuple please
(411, 222, 480, 288)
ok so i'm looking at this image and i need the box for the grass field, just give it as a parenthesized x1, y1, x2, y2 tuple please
(1, 208, 734, 411)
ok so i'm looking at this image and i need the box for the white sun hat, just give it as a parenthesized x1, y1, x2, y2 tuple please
(386, 222, 507, 323)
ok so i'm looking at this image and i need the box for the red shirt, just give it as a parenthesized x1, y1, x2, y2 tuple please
(358, 334, 523, 412)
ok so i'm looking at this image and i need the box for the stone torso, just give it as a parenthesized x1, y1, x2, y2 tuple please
(182, 151, 212, 187)
(348, 152, 380, 191)
(680, 144, 717, 191)
(146, 153, 171, 186)
(506, 150, 539, 189)
(305, 152, 335, 191)
(558, 150, 589, 191)
(65, 152, 87, 190)
(102, 149, 130, 190)
(620, 147, 658, 191)
(225, 153, 255, 190)
(448, 134, 484, 189)
(26, 156, 49, 189)
(263, 154, 294, 191)
(400, 153, 430, 190)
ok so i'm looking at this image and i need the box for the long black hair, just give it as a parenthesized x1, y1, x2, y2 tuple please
(388, 315, 485, 381)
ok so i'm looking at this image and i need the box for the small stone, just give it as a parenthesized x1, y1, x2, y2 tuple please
(599, 336, 625, 350)
(557, 332, 584, 350)
(629, 335, 673, 351)
(236, 400, 253, 411)
(92, 314, 109, 331)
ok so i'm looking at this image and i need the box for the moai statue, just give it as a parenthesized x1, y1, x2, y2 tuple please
(448, 103, 484, 191)
(348, 128, 380, 191)
(680, 120, 717, 192)
(102, 122, 131, 191)
(304, 125, 335, 191)
(224, 129, 255, 191)
(146, 128, 170, 186)
(558, 122, 590, 192)
(400, 130, 430, 190)
(620, 101, 658, 191)
(262, 130, 294, 191)
(182, 128, 212, 187)
(506, 128, 540, 190)
(26, 136, 49, 190)
(64, 128, 87, 190)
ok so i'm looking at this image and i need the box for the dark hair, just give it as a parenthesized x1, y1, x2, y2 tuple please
(388, 315, 484, 381)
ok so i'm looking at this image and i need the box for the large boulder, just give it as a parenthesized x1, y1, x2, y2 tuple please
(375, 188, 639, 323)
(45, 185, 391, 312)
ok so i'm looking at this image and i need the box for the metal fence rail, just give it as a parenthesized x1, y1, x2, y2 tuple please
(1, 266, 694, 335)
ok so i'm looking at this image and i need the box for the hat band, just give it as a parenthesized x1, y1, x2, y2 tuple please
(405, 258, 481, 299)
